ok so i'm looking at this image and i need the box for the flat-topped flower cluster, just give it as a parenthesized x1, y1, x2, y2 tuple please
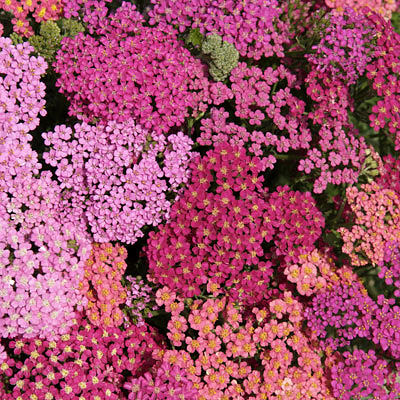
(1, 0, 400, 399)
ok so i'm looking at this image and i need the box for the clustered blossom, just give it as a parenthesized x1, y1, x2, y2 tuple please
(0, 38, 47, 140)
(305, 280, 377, 351)
(338, 182, 400, 267)
(198, 60, 368, 193)
(197, 63, 312, 169)
(155, 290, 333, 400)
(365, 10, 400, 150)
(3, 1, 400, 398)
(61, 0, 113, 27)
(306, 8, 376, 85)
(0, 174, 90, 340)
(125, 362, 198, 400)
(0, 0, 63, 37)
(229, 63, 312, 150)
(284, 248, 339, 296)
(266, 185, 325, 262)
(149, 0, 291, 59)
(325, 0, 397, 20)
(0, 316, 163, 399)
(146, 143, 273, 303)
(124, 276, 159, 326)
(80, 243, 128, 328)
(330, 349, 400, 399)
(377, 154, 400, 194)
(42, 120, 196, 244)
(147, 144, 324, 302)
(373, 295, 400, 359)
(54, 2, 210, 134)
(378, 241, 400, 297)
(304, 70, 368, 193)
(0, 37, 91, 340)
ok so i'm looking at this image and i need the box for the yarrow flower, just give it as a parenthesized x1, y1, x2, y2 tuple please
(124, 276, 159, 326)
(0, 38, 47, 139)
(284, 248, 339, 296)
(305, 280, 377, 351)
(42, 120, 196, 244)
(80, 243, 128, 328)
(378, 241, 400, 297)
(266, 185, 325, 262)
(325, 0, 396, 20)
(156, 291, 333, 400)
(0, 315, 163, 399)
(146, 143, 273, 303)
(54, 2, 210, 134)
(377, 155, 400, 194)
(146, 143, 324, 301)
(338, 182, 400, 267)
(304, 69, 369, 193)
(365, 10, 400, 150)
(0, 37, 91, 340)
(0, 0, 63, 37)
(198, 62, 312, 159)
(148, 0, 291, 59)
(330, 349, 400, 399)
(124, 361, 198, 399)
(306, 8, 376, 85)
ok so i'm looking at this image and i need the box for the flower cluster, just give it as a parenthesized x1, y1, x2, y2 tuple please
(197, 62, 312, 168)
(284, 248, 339, 296)
(146, 143, 273, 303)
(365, 10, 400, 150)
(1, 315, 163, 399)
(124, 361, 198, 400)
(155, 289, 333, 400)
(2, 1, 400, 398)
(305, 280, 376, 351)
(124, 276, 159, 326)
(149, 0, 290, 59)
(306, 8, 376, 85)
(330, 349, 400, 399)
(42, 120, 196, 244)
(378, 240, 400, 297)
(0, 38, 91, 340)
(61, 0, 112, 24)
(372, 295, 400, 359)
(0, 38, 47, 139)
(147, 143, 324, 301)
(338, 182, 400, 266)
(377, 154, 400, 194)
(266, 185, 325, 262)
(304, 68, 369, 192)
(0, 0, 63, 37)
(0, 172, 90, 340)
(80, 243, 128, 328)
(325, 0, 397, 20)
(54, 2, 210, 133)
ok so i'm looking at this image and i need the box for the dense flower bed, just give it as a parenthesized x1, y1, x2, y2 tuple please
(1, 0, 400, 399)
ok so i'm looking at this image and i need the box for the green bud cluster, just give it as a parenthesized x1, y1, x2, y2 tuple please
(28, 18, 84, 65)
(360, 148, 380, 183)
(10, 33, 24, 45)
(58, 18, 85, 37)
(201, 34, 239, 81)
